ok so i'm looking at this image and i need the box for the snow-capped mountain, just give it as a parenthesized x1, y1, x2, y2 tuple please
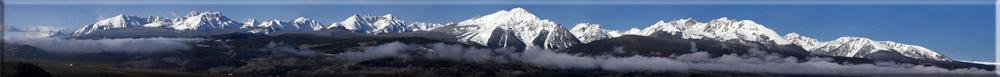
(241, 17, 326, 32)
(434, 8, 580, 49)
(46, 31, 67, 38)
(407, 22, 446, 31)
(783, 33, 823, 49)
(71, 11, 333, 36)
(643, 18, 792, 45)
(63, 9, 956, 63)
(241, 19, 262, 27)
(171, 11, 242, 30)
(783, 33, 952, 61)
(327, 14, 409, 34)
(142, 16, 174, 27)
(574, 18, 794, 47)
(569, 23, 620, 43)
(72, 11, 242, 36)
(72, 14, 172, 36)
(565, 18, 798, 51)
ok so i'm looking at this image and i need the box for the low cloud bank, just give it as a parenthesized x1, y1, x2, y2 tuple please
(337, 41, 994, 75)
(4, 37, 202, 52)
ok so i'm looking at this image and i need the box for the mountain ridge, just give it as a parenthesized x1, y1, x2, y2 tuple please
(783, 33, 952, 61)
(66, 8, 958, 62)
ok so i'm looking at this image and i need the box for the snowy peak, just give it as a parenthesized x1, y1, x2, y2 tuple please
(783, 33, 822, 49)
(293, 17, 312, 23)
(879, 41, 951, 61)
(184, 11, 199, 17)
(786, 33, 952, 61)
(142, 16, 173, 27)
(407, 22, 444, 31)
(241, 19, 261, 28)
(381, 14, 398, 19)
(72, 14, 171, 36)
(569, 23, 617, 43)
(457, 7, 543, 27)
(47, 31, 67, 38)
(96, 14, 146, 28)
(625, 17, 792, 46)
(444, 8, 580, 49)
(818, 37, 892, 57)
(171, 11, 241, 30)
(242, 17, 325, 32)
(290, 17, 325, 31)
(327, 14, 408, 34)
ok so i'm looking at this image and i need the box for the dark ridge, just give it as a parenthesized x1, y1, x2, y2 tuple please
(205, 32, 266, 40)
(1, 62, 54, 77)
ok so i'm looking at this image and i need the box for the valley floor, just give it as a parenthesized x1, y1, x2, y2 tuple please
(2, 59, 227, 77)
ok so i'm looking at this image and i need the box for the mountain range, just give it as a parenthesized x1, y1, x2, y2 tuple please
(64, 8, 960, 64)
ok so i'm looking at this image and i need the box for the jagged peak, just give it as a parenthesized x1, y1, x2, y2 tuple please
(571, 23, 602, 30)
(185, 11, 199, 17)
(456, 8, 548, 27)
(180, 11, 223, 17)
(382, 14, 396, 18)
(717, 17, 729, 20)
(485, 8, 539, 20)
(834, 37, 874, 41)
(113, 14, 126, 17)
(785, 32, 801, 37)
(294, 17, 312, 22)
(882, 41, 899, 44)
(244, 18, 257, 22)
(344, 14, 397, 21)
(198, 11, 223, 16)
(145, 15, 166, 19)
(679, 17, 698, 25)
(830, 37, 889, 50)
(709, 17, 738, 23)
(96, 14, 142, 22)
(263, 20, 282, 22)
(349, 14, 364, 18)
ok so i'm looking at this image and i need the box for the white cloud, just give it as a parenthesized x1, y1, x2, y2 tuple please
(97, 15, 106, 21)
(170, 11, 179, 18)
(337, 41, 995, 75)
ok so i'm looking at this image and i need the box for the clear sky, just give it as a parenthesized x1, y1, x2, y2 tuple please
(3, 1, 995, 62)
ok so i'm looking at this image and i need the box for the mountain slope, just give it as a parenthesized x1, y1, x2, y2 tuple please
(783, 33, 952, 61)
(170, 11, 242, 30)
(240, 17, 326, 33)
(432, 8, 580, 49)
(72, 11, 244, 36)
(72, 15, 172, 36)
(569, 23, 619, 43)
(645, 18, 792, 45)
(326, 14, 410, 34)
(407, 22, 446, 31)
(572, 18, 795, 48)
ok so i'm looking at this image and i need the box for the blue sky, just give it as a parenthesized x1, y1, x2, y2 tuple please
(3, 1, 995, 62)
